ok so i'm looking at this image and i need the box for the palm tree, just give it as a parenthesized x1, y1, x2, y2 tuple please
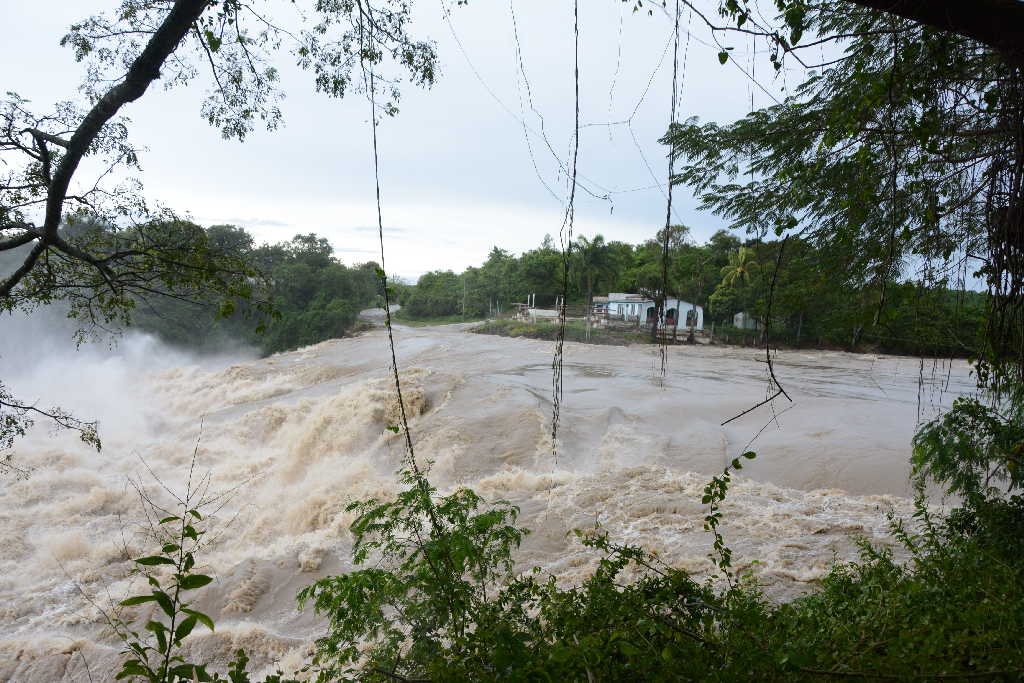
(719, 247, 760, 287)
(575, 234, 615, 314)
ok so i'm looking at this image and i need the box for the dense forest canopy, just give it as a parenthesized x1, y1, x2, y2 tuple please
(398, 228, 984, 357)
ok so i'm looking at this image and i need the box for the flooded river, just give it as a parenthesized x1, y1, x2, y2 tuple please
(0, 321, 975, 679)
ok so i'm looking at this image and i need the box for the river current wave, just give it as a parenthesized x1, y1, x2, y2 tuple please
(0, 322, 973, 680)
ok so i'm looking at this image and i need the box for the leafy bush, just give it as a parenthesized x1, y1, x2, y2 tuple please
(292, 466, 1024, 681)
(111, 460, 299, 683)
(913, 395, 1024, 498)
(296, 469, 527, 680)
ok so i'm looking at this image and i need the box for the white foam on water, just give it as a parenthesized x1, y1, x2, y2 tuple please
(0, 321, 973, 679)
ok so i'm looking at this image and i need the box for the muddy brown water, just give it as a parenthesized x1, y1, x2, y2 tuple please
(0, 322, 974, 679)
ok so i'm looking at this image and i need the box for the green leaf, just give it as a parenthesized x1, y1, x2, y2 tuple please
(135, 556, 175, 566)
(159, 516, 181, 524)
(119, 595, 156, 606)
(204, 29, 222, 52)
(172, 664, 212, 682)
(115, 661, 150, 679)
(182, 608, 215, 632)
(146, 620, 168, 653)
(718, 51, 729, 65)
(742, 451, 757, 459)
(152, 590, 175, 619)
(145, 619, 167, 634)
(162, 544, 180, 554)
(174, 615, 198, 642)
(179, 574, 214, 590)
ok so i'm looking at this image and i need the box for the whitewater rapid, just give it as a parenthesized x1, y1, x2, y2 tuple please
(0, 322, 974, 679)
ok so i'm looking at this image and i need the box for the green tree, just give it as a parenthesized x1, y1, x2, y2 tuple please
(666, 0, 1021, 383)
(719, 247, 760, 288)
(574, 234, 615, 312)
(518, 238, 563, 303)
(1, 0, 439, 452)
(405, 271, 462, 318)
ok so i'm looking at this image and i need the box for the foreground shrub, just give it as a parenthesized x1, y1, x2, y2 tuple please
(294, 469, 1024, 682)
(114, 445, 1024, 680)
(913, 395, 1024, 499)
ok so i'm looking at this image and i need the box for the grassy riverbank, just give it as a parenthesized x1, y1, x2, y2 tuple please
(472, 318, 650, 346)
(391, 310, 486, 327)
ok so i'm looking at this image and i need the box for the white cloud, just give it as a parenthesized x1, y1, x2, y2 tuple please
(3, 1, 778, 279)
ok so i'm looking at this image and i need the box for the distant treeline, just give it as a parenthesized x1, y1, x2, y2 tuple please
(8, 220, 983, 358)
(402, 226, 986, 357)
(132, 226, 384, 355)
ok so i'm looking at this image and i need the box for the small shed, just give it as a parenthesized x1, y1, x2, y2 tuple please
(733, 311, 761, 330)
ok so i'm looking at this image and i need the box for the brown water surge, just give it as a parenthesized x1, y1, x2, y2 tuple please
(0, 323, 974, 680)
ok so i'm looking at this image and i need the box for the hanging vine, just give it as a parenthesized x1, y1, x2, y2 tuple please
(550, 0, 581, 459)
(658, 0, 683, 376)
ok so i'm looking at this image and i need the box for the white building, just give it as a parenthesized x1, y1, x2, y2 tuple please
(604, 293, 704, 331)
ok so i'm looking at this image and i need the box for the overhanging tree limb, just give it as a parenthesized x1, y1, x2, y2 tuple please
(845, 0, 1024, 66)
(42, 0, 211, 244)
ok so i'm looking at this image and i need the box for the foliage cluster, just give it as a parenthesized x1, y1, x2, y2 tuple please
(114, 509, 218, 681)
(188, 469, 1022, 681)
(402, 230, 985, 356)
(914, 395, 1024, 499)
(132, 229, 382, 355)
(666, 1, 1021, 381)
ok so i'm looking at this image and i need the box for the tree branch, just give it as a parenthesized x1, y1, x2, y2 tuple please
(41, 0, 212, 242)
(22, 127, 70, 148)
(0, 226, 40, 251)
(0, 241, 46, 297)
(845, 0, 1024, 66)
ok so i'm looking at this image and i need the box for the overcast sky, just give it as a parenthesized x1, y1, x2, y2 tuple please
(1, 1, 800, 281)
